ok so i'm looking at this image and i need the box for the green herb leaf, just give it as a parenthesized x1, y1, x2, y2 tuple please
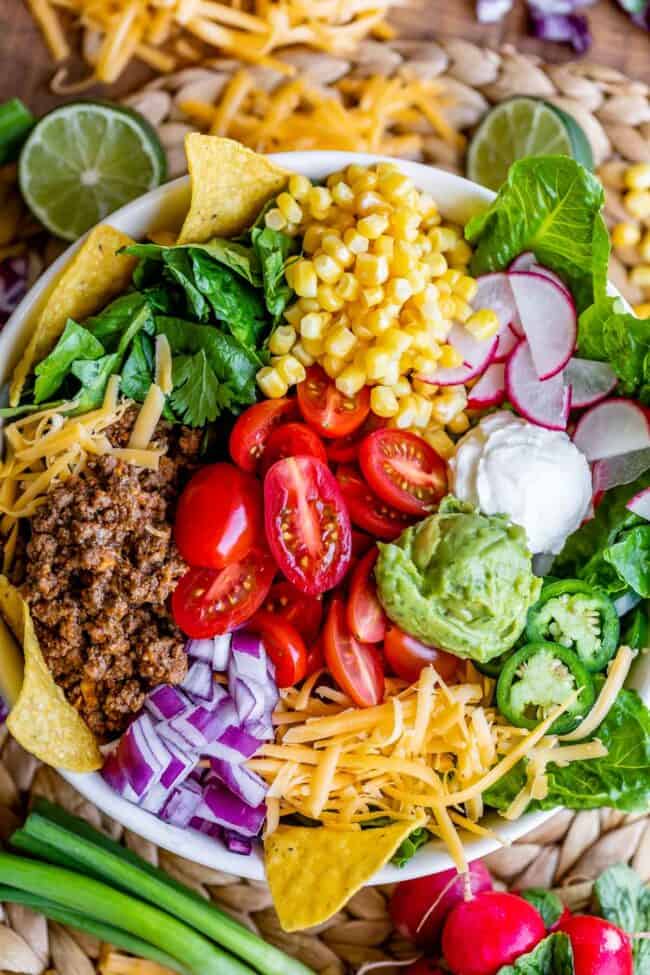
(520, 889, 564, 930)
(578, 296, 650, 403)
(121, 333, 155, 402)
(251, 225, 298, 324)
(466, 156, 605, 312)
(496, 932, 574, 975)
(170, 350, 223, 427)
(189, 250, 267, 353)
(199, 238, 262, 286)
(594, 864, 650, 974)
(84, 293, 154, 350)
(33, 319, 105, 403)
(391, 827, 431, 868)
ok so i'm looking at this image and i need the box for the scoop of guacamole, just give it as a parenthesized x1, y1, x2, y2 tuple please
(375, 496, 542, 663)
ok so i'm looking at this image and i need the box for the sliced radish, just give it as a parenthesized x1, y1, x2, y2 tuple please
(509, 253, 572, 300)
(627, 486, 650, 520)
(506, 340, 572, 431)
(509, 252, 536, 272)
(573, 398, 650, 461)
(592, 447, 650, 494)
(494, 322, 521, 361)
(472, 272, 522, 360)
(417, 322, 498, 387)
(467, 362, 506, 409)
(509, 271, 577, 381)
(564, 357, 618, 409)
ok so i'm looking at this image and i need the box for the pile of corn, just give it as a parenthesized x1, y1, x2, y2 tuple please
(257, 162, 499, 456)
(600, 161, 650, 318)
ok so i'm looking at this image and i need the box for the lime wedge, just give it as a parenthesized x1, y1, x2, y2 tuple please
(467, 97, 594, 192)
(19, 102, 167, 241)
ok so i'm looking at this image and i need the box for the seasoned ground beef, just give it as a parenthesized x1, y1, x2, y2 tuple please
(22, 411, 201, 740)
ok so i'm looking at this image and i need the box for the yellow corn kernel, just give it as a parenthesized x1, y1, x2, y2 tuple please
(257, 366, 288, 398)
(265, 207, 287, 231)
(283, 302, 303, 327)
(406, 268, 428, 295)
(298, 297, 320, 313)
(417, 234, 432, 255)
(321, 234, 353, 268)
(371, 385, 399, 418)
(634, 302, 650, 318)
(366, 304, 397, 336)
(412, 394, 433, 428)
(438, 344, 464, 369)
(425, 252, 448, 277)
(430, 386, 467, 425)
(612, 222, 642, 248)
(639, 231, 650, 263)
(356, 191, 389, 216)
(383, 328, 412, 356)
(346, 164, 369, 184)
(423, 428, 456, 459)
(441, 268, 462, 288)
(448, 411, 470, 435)
(318, 284, 345, 313)
(356, 253, 389, 286)
(409, 326, 432, 352)
(624, 190, 650, 221)
(372, 235, 395, 258)
(412, 353, 440, 376)
(454, 275, 479, 303)
(418, 192, 439, 221)
(275, 354, 306, 386)
(385, 277, 413, 305)
(352, 321, 374, 343)
(393, 395, 418, 429)
(288, 173, 312, 201)
(364, 346, 392, 380)
(336, 272, 360, 302)
(413, 377, 439, 396)
(314, 252, 343, 285)
(302, 336, 324, 357)
(624, 163, 650, 192)
(465, 309, 500, 341)
(336, 365, 366, 398)
(292, 341, 315, 367)
(326, 170, 345, 188)
(429, 226, 459, 252)
(303, 225, 327, 255)
(392, 376, 412, 398)
(293, 259, 318, 298)
(377, 168, 412, 201)
(350, 169, 378, 193)
(321, 354, 345, 378)
(453, 297, 473, 323)
(390, 208, 420, 242)
(300, 312, 326, 339)
(268, 325, 296, 355)
(343, 227, 370, 255)
(331, 180, 355, 209)
(382, 361, 400, 387)
(357, 213, 389, 240)
(439, 296, 456, 320)
(325, 325, 357, 359)
(307, 185, 332, 216)
(276, 192, 302, 225)
(448, 239, 473, 267)
(630, 265, 650, 288)
(429, 318, 453, 342)
(390, 241, 416, 276)
(361, 286, 385, 309)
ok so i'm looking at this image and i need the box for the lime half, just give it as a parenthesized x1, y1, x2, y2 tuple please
(19, 102, 167, 241)
(467, 97, 594, 192)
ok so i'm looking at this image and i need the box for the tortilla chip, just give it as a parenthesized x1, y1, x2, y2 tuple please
(265, 817, 427, 932)
(0, 577, 101, 772)
(10, 225, 137, 406)
(178, 135, 289, 245)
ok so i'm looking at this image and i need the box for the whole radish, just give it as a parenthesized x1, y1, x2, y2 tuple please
(442, 891, 545, 975)
(404, 961, 445, 975)
(390, 861, 493, 947)
(558, 914, 633, 975)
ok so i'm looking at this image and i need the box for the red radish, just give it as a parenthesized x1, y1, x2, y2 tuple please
(509, 251, 536, 272)
(509, 271, 576, 380)
(389, 862, 493, 948)
(442, 891, 545, 975)
(564, 357, 618, 409)
(467, 363, 506, 409)
(573, 398, 650, 461)
(404, 962, 445, 975)
(592, 447, 650, 494)
(418, 323, 498, 387)
(558, 914, 633, 975)
(506, 341, 572, 430)
(550, 905, 572, 932)
(471, 273, 522, 361)
(627, 484, 650, 520)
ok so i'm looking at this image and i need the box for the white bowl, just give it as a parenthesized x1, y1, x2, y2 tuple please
(2, 151, 648, 885)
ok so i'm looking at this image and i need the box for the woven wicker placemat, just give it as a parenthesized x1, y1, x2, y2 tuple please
(0, 37, 648, 975)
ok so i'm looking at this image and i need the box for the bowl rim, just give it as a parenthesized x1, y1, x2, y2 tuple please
(0, 150, 572, 884)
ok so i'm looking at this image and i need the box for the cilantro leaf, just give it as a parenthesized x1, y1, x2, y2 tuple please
(34, 319, 104, 403)
(251, 225, 298, 323)
(170, 351, 223, 426)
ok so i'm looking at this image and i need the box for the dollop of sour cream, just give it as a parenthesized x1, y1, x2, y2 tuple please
(449, 411, 592, 555)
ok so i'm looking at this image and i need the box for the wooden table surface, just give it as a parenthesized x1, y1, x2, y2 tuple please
(0, 0, 648, 114)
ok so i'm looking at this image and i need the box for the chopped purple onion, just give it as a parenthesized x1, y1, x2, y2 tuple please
(119, 713, 173, 798)
(182, 660, 216, 703)
(189, 816, 223, 839)
(208, 758, 268, 808)
(0, 257, 28, 327)
(223, 829, 253, 855)
(529, 6, 592, 51)
(138, 781, 169, 815)
(161, 778, 203, 828)
(197, 783, 266, 837)
(186, 634, 232, 670)
(145, 685, 190, 722)
(202, 723, 264, 764)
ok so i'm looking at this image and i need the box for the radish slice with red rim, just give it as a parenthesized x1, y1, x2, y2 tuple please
(592, 447, 650, 494)
(627, 486, 650, 521)
(573, 398, 650, 461)
(472, 272, 522, 359)
(509, 253, 572, 300)
(494, 322, 520, 361)
(509, 271, 577, 381)
(509, 252, 536, 272)
(467, 362, 506, 409)
(417, 322, 498, 387)
(506, 340, 572, 430)
(564, 357, 618, 409)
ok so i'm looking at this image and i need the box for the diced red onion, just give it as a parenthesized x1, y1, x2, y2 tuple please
(208, 758, 268, 808)
(197, 783, 266, 837)
(160, 744, 195, 791)
(0, 257, 28, 326)
(161, 778, 203, 828)
(145, 685, 190, 722)
(223, 829, 253, 855)
(182, 660, 216, 703)
(245, 713, 274, 742)
(186, 634, 232, 671)
(119, 713, 173, 798)
(528, 5, 592, 51)
(138, 781, 169, 815)
(212, 634, 231, 671)
(189, 816, 223, 839)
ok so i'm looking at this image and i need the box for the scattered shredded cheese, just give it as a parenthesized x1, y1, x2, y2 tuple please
(155, 335, 174, 395)
(560, 645, 636, 742)
(128, 383, 166, 449)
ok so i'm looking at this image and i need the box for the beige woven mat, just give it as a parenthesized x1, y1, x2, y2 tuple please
(0, 37, 649, 975)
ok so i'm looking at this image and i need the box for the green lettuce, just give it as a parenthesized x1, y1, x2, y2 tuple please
(594, 864, 650, 974)
(34, 319, 104, 403)
(578, 296, 650, 404)
(496, 933, 573, 975)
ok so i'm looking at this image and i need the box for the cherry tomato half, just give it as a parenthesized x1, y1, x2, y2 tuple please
(174, 463, 262, 569)
(264, 456, 352, 595)
(297, 365, 370, 439)
(172, 548, 276, 637)
(351, 530, 374, 558)
(347, 548, 387, 644)
(359, 429, 447, 516)
(384, 625, 462, 685)
(263, 580, 323, 643)
(249, 610, 308, 687)
(325, 413, 385, 465)
(260, 422, 327, 478)
(336, 464, 414, 541)
(324, 597, 385, 707)
(306, 635, 325, 676)
(229, 398, 297, 473)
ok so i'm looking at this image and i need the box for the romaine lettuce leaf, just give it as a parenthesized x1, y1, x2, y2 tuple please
(496, 932, 573, 975)
(594, 864, 650, 974)
(33, 319, 104, 403)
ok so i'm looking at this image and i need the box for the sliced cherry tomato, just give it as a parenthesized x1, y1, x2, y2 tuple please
(172, 548, 276, 637)
(297, 365, 370, 439)
(264, 456, 352, 595)
(351, 530, 374, 558)
(325, 413, 385, 464)
(324, 597, 385, 707)
(336, 464, 414, 541)
(248, 610, 307, 687)
(306, 635, 325, 676)
(229, 399, 297, 473)
(359, 429, 447, 516)
(384, 625, 462, 685)
(174, 463, 262, 569)
(263, 581, 323, 643)
(260, 422, 327, 477)
(347, 548, 386, 644)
